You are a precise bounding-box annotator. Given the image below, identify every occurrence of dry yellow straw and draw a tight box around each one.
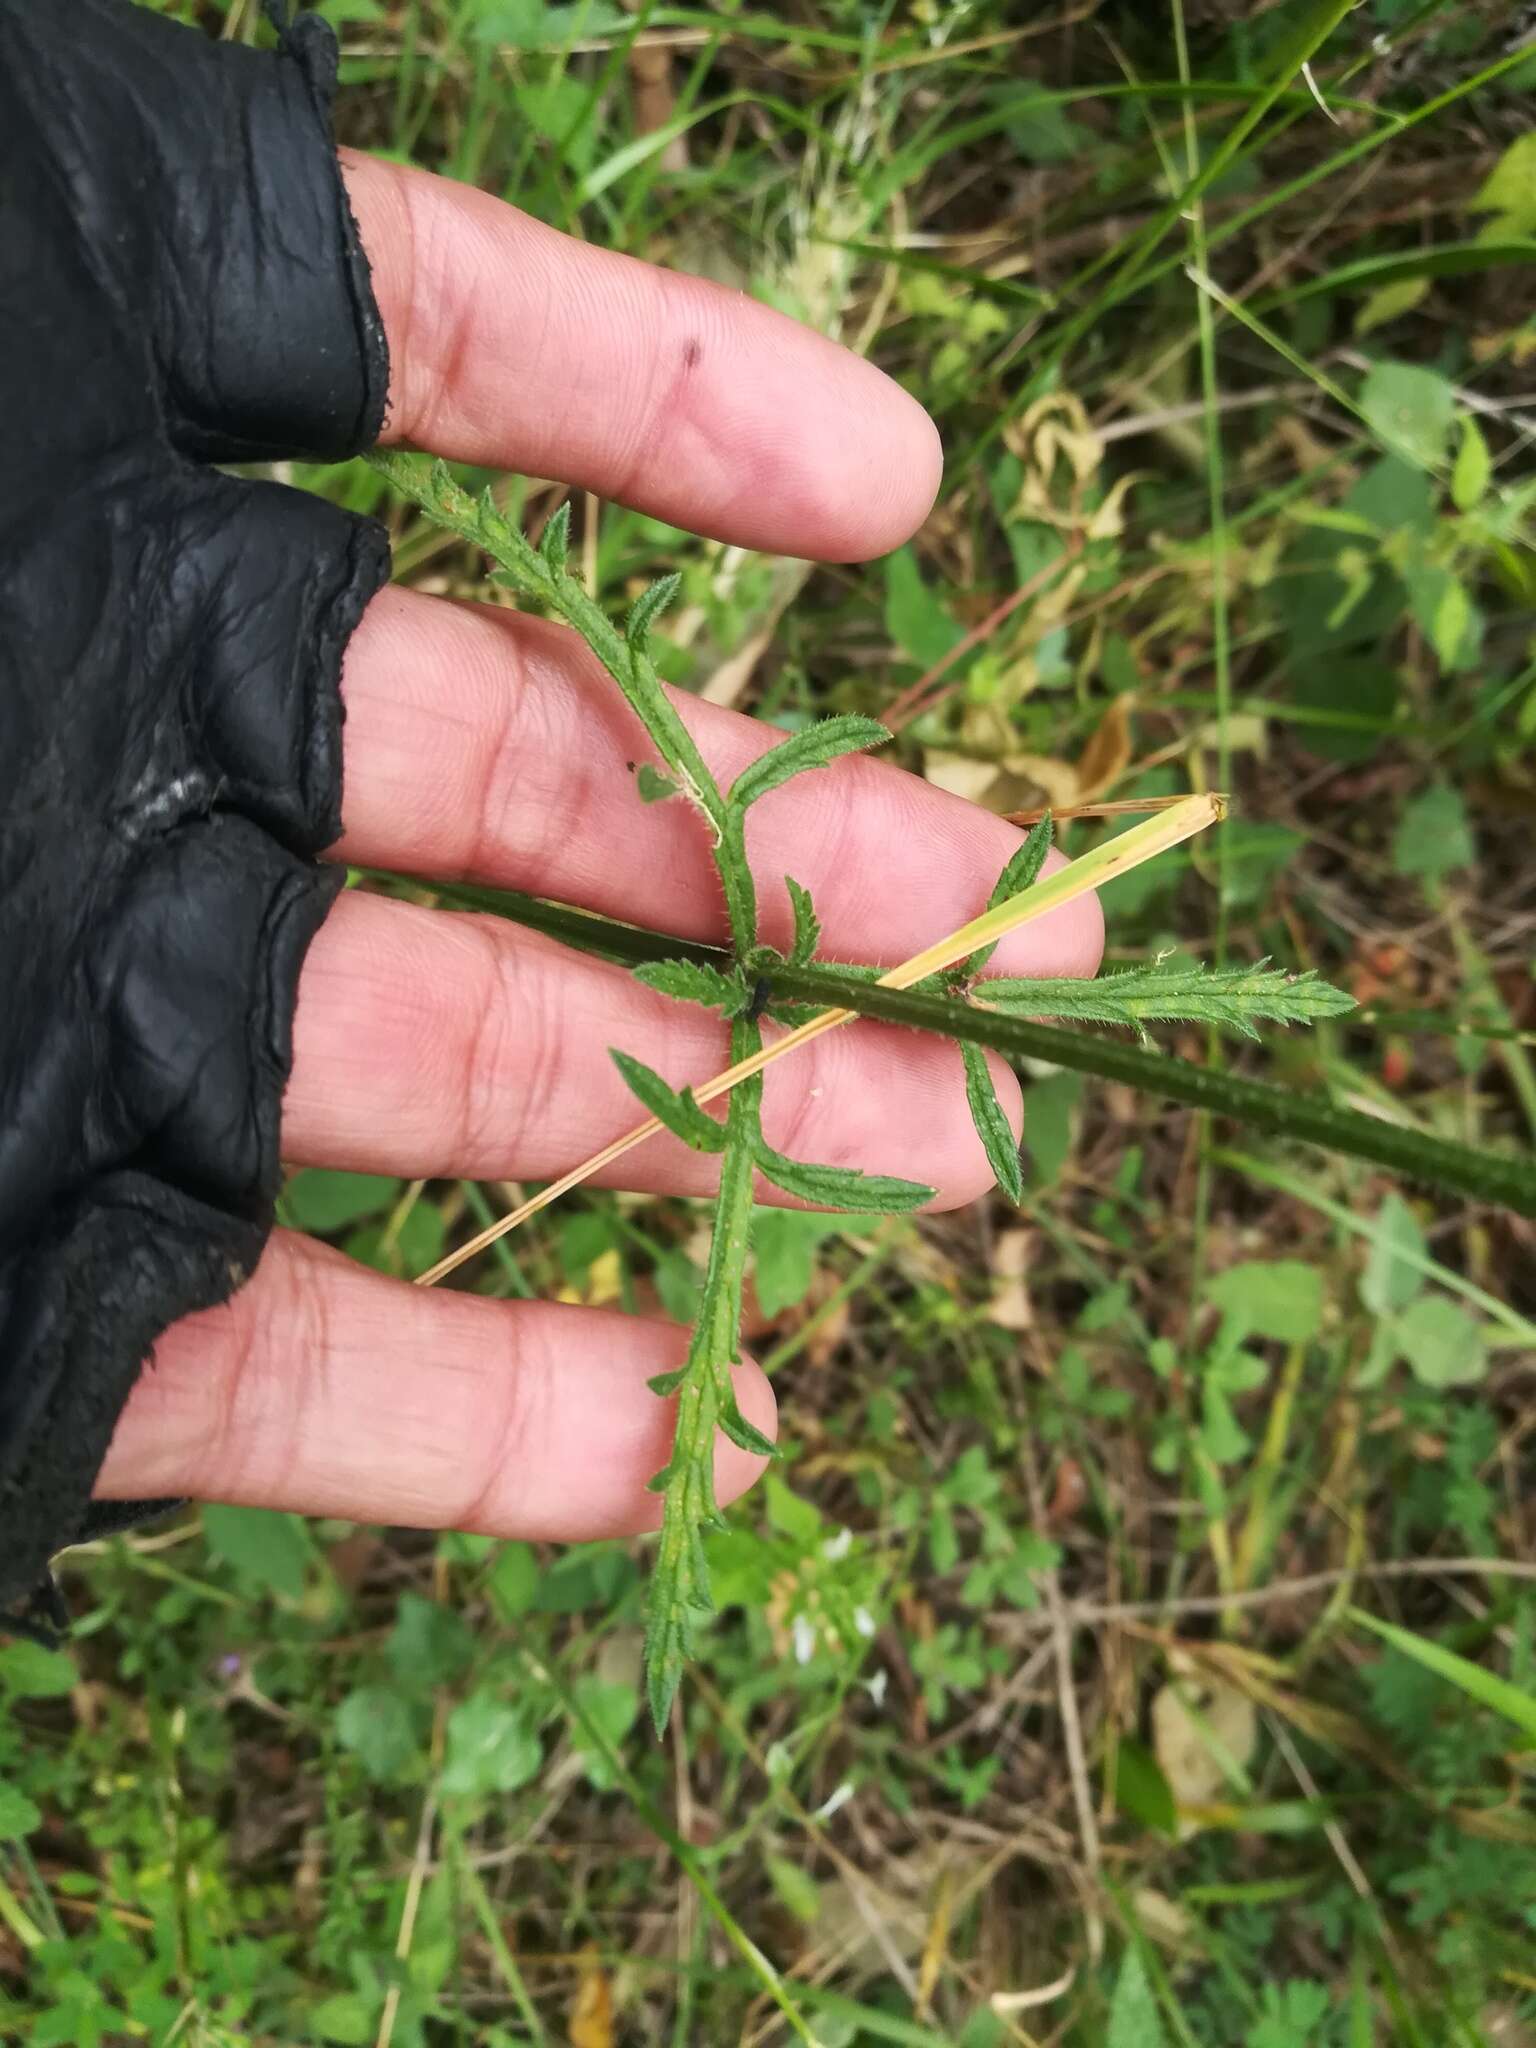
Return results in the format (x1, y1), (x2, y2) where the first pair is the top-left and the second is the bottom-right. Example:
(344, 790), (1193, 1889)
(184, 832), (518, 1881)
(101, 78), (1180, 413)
(417, 791), (1227, 1287)
(1004, 794), (1208, 825)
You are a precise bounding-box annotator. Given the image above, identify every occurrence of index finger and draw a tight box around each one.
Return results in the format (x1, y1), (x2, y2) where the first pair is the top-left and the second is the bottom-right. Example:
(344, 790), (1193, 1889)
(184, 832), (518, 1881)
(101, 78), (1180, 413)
(340, 152), (943, 562)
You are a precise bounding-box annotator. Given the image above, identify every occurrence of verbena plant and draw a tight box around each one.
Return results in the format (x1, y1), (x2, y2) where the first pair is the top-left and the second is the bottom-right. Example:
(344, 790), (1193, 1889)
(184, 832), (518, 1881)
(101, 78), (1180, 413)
(366, 450), (1526, 1731)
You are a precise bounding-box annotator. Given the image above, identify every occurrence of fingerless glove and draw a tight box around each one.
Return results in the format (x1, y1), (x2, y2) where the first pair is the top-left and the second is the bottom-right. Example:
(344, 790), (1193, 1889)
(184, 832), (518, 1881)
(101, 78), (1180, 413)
(0, 0), (391, 1628)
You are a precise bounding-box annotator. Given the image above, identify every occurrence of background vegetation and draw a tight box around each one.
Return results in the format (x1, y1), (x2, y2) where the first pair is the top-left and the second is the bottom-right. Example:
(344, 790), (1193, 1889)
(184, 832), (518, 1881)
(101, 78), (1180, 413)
(4, 1), (1534, 2041)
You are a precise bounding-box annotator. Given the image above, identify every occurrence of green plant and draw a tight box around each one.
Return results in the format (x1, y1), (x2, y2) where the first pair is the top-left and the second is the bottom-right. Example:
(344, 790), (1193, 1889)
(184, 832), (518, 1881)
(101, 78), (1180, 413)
(366, 450), (1363, 1731)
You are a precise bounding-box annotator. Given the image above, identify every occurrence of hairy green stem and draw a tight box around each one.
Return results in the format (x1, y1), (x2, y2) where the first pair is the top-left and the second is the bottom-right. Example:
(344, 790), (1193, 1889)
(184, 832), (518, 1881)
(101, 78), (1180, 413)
(421, 881), (1536, 1218)
(368, 451), (778, 1734)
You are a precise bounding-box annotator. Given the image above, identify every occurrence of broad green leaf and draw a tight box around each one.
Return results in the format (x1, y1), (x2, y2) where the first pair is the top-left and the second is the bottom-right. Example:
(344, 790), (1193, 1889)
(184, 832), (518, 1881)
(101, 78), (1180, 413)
(754, 1142), (931, 1214)
(765, 1852), (822, 1925)
(1201, 1382), (1250, 1465)
(1023, 1070), (1081, 1185)
(1361, 1195), (1426, 1317)
(1219, 823), (1306, 910)
(611, 1049), (726, 1152)
(472, 1), (630, 51)
(1351, 1609), (1536, 1742)
(765, 1472), (823, 1542)
(336, 1685), (419, 1782)
(786, 876), (821, 966)
(571, 1676), (640, 1788)
(962, 1040), (1023, 1205)
(0, 1782), (42, 1838)
(1469, 132), (1536, 237)
(1394, 1295), (1487, 1388)
(1353, 275), (1428, 336)
(387, 1595), (473, 1691)
(1003, 91), (1091, 165)
(1291, 654), (1398, 764)
(1107, 1945), (1168, 2048)
(1110, 1738), (1178, 1839)
(1392, 782), (1474, 883)
(346, 1198), (446, 1279)
(1404, 563), (1480, 673)
(1451, 416), (1492, 510)
(487, 1543), (540, 1619)
(634, 958), (741, 1013)
(442, 1693), (542, 1798)
(0, 1641), (78, 1697)
(883, 545), (964, 669)
(1206, 1260), (1322, 1344)
(281, 1169), (399, 1233)
(202, 1505), (311, 1601)
(729, 716), (889, 810)
(1359, 360), (1455, 472)
(753, 1210), (868, 1319)
(312, 1993), (376, 2046)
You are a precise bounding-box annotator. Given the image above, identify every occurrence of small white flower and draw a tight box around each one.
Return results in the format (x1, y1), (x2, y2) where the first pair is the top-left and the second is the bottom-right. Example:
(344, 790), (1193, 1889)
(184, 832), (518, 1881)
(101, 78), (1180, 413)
(814, 1781), (854, 1821)
(853, 1606), (876, 1639)
(793, 1614), (817, 1665)
(822, 1527), (853, 1562)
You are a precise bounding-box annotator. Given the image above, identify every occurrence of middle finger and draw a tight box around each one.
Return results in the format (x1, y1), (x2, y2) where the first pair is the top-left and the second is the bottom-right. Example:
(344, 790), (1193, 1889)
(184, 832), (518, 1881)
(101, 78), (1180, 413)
(285, 889), (1019, 1209)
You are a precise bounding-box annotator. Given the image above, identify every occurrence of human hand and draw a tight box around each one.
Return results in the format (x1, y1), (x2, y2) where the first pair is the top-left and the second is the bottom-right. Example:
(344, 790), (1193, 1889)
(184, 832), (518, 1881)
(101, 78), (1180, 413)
(94, 155), (1103, 1542)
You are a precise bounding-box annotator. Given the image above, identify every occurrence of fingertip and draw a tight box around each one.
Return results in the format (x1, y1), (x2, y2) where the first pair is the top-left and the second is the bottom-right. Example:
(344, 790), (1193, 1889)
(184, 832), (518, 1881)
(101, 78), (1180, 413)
(821, 374), (943, 562)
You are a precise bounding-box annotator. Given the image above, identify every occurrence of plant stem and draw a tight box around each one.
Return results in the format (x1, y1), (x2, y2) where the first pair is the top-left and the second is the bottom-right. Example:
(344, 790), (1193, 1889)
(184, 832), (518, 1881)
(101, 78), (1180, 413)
(422, 881), (1536, 1218)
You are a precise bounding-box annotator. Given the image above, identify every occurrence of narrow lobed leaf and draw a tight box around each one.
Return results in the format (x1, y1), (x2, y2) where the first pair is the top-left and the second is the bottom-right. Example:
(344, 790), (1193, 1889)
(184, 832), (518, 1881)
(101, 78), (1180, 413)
(967, 814), (1055, 974)
(719, 1401), (779, 1461)
(974, 960), (1358, 1036)
(785, 876), (822, 968)
(611, 1049), (727, 1153)
(961, 1039), (1024, 1205)
(728, 715), (890, 811)
(754, 1142), (932, 1214)
(539, 499), (571, 573)
(627, 572), (683, 649)
(634, 958), (744, 1014)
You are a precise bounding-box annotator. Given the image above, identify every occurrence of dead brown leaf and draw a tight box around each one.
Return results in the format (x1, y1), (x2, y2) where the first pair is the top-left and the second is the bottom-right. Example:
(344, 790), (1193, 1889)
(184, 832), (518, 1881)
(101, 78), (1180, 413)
(569, 1939), (615, 2048)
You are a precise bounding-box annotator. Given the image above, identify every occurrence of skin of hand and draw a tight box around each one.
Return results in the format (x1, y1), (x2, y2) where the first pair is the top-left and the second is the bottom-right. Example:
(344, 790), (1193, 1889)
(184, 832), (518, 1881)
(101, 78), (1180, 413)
(94, 153), (1104, 1541)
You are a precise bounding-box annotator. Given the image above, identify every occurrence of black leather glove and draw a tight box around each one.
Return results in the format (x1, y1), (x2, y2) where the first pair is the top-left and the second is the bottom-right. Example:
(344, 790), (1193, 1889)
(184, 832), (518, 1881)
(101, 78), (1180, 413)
(0, 0), (391, 1629)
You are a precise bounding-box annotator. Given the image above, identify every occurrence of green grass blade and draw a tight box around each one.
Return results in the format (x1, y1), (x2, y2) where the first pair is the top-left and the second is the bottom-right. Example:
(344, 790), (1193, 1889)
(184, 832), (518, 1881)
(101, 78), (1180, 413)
(1349, 1609), (1536, 1744)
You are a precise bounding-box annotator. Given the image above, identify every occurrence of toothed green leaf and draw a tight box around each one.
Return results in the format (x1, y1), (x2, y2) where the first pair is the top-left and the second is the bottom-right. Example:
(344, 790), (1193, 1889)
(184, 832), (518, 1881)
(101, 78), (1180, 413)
(634, 958), (744, 1014)
(539, 499), (571, 573)
(974, 961), (1357, 1036)
(968, 815), (1055, 973)
(962, 1040), (1023, 1206)
(785, 876), (821, 967)
(729, 715), (889, 810)
(611, 1050), (726, 1152)
(627, 572), (683, 649)
(719, 1402), (779, 1460)
(754, 1143), (931, 1213)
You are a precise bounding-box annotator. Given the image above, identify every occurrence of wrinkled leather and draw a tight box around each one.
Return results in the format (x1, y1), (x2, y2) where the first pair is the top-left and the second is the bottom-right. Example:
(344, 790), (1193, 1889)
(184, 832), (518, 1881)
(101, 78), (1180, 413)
(0, 0), (391, 1626)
